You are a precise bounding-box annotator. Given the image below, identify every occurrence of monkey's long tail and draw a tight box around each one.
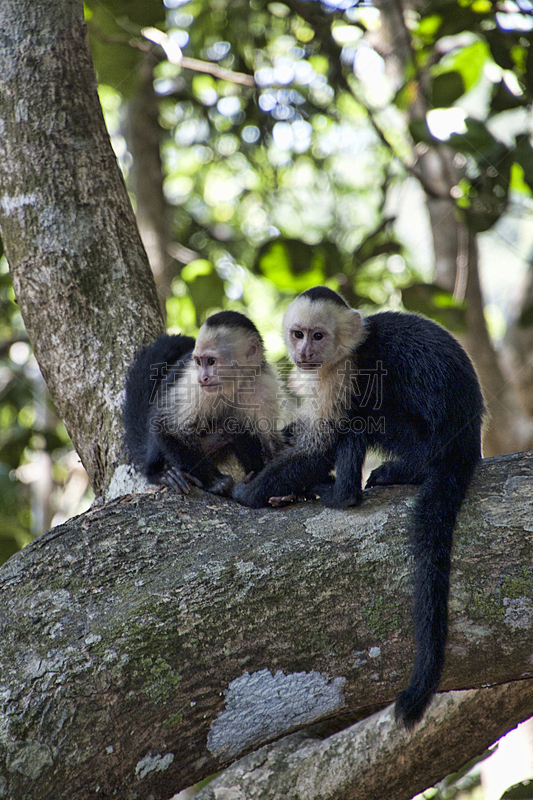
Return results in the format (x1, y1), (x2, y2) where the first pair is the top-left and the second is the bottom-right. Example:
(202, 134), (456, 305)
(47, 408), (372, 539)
(394, 463), (475, 729)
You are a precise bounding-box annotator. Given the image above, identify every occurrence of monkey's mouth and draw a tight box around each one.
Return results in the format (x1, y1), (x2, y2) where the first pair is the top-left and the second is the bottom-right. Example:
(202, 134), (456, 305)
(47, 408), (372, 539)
(200, 383), (222, 392)
(296, 361), (321, 370)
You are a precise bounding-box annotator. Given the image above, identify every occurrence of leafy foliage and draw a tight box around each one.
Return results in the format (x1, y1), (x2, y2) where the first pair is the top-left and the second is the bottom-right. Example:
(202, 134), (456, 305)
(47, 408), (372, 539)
(407, 0), (533, 231)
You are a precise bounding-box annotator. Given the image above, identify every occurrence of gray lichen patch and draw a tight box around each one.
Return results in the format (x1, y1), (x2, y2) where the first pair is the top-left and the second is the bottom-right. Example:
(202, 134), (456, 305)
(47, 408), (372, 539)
(503, 597), (533, 631)
(305, 507), (392, 544)
(207, 668), (346, 759)
(106, 464), (151, 500)
(135, 751), (174, 780)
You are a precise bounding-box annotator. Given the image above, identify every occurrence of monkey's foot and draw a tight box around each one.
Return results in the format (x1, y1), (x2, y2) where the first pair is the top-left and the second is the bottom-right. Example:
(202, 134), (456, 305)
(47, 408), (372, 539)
(366, 461), (420, 488)
(315, 484), (363, 508)
(160, 468), (203, 494)
(207, 475), (234, 497)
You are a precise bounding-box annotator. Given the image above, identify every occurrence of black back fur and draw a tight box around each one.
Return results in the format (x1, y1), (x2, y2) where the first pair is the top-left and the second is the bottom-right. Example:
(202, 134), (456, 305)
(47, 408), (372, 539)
(123, 334), (194, 468)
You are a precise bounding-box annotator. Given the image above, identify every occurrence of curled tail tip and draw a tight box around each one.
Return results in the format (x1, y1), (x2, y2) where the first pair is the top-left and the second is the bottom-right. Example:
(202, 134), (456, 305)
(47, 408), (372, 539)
(394, 686), (435, 730)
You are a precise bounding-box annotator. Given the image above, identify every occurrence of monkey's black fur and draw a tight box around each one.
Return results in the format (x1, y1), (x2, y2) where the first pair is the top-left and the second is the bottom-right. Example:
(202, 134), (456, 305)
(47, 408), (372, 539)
(123, 334), (195, 471)
(233, 309), (484, 728)
(300, 286), (349, 307)
(203, 310), (260, 334)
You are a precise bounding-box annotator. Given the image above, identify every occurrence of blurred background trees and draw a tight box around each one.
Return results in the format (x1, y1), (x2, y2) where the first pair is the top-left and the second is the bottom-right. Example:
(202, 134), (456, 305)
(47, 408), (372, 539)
(2, 0), (533, 563)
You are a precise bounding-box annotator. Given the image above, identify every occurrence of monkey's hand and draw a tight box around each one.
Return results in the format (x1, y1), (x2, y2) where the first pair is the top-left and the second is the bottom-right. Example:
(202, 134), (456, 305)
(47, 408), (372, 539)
(206, 475), (234, 497)
(268, 493), (307, 507)
(160, 468), (203, 494)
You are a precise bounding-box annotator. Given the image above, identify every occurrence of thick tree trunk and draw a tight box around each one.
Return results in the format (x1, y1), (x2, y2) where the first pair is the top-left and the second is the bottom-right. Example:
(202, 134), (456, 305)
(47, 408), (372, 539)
(0, 0), (164, 496)
(0, 451), (532, 800)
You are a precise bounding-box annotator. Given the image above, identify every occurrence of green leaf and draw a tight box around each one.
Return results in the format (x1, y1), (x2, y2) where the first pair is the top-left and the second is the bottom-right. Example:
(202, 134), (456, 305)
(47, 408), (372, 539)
(485, 29), (517, 71)
(255, 239), (327, 291)
(444, 40), (489, 93)
(181, 259), (213, 281)
(416, 14), (443, 41)
(510, 162), (532, 196)
(490, 79), (528, 113)
(448, 118), (506, 162)
(86, 0), (166, 97)
(513, 134), (533, 191)
(409, 116), (435, 145)
(180, 262), (226, 324)
(430, 71), (465, 107)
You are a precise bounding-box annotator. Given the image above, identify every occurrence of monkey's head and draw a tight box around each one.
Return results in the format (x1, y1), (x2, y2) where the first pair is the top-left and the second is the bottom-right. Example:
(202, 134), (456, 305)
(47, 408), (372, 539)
(283, 287), (363, 372)
(193, 311), (264, 393)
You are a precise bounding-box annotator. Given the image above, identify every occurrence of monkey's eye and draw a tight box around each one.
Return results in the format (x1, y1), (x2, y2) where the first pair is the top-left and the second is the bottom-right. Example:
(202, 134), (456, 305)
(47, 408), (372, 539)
(293, 331), (304, 339)
(313, 332), (324, 341)
(194, 357), (201, 366)
(207, 357), (216, 366)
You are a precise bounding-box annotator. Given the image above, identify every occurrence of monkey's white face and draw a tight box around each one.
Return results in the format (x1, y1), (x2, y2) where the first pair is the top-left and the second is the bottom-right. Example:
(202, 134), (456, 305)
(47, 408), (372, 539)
(283, 297), (363, 371)
(287, 324), (331, 369)
(193, 325), (263, 393)
(193, 350), (224, 392)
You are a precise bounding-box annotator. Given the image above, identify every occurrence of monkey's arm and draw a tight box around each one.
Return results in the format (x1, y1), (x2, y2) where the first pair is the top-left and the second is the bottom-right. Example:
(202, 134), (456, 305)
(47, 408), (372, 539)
(314, 432), (366, 509)
(146, 429), (233, 496)
(230, 432), (268, 476)
(232, 446), (335, 509)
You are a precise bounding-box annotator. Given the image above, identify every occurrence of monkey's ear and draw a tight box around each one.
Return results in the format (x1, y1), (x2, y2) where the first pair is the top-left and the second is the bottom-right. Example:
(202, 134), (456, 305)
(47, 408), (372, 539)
(346, 309), (363, 342)
(245, 337), (263, 362)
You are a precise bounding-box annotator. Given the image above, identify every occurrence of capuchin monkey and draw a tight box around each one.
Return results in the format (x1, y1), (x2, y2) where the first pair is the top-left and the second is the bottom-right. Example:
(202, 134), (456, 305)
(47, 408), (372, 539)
(233, 286), (485, 729)
(123, 311), (284, 496)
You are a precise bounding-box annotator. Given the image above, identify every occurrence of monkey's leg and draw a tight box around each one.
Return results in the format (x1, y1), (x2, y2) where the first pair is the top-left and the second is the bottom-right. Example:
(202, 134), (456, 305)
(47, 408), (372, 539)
(317, 432), (366, 509)
(231, 432), (266, 476)
(366, 460), (423, 488)
(232, 447), (335, 508)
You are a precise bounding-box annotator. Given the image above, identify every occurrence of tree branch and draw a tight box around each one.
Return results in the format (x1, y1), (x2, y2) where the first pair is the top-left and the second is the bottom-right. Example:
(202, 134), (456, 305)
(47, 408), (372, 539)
(196, 680), (533, 800)
(0, 451), (532, 800)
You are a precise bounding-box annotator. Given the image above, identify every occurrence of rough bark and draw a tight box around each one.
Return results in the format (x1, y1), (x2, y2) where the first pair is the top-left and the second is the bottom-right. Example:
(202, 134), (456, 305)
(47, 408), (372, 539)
(0, 0), (164, 495)
(0, 451), (532, 800)
(196, 680), (533, 800)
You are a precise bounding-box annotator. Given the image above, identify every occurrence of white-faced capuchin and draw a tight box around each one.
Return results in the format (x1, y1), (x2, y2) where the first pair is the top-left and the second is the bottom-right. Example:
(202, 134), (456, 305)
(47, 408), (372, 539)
(123, 311), (284, 497)
(232, 286), (485, 729)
